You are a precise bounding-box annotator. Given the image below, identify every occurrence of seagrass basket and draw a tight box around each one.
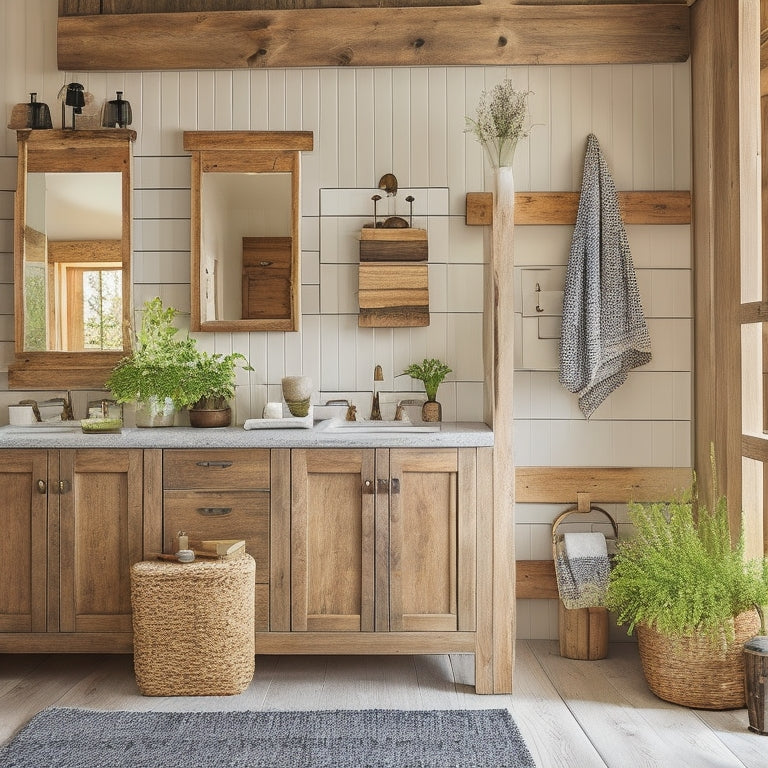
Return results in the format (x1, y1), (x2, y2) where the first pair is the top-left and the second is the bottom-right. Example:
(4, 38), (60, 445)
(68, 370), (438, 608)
(131, 554), (255, 696)
(636, 609), (760, 710)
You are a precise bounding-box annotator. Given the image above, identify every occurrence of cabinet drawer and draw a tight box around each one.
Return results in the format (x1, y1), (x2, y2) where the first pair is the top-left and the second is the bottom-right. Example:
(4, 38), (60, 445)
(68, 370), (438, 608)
(163, 490), (269, 583)
(163, 449), (269, 490)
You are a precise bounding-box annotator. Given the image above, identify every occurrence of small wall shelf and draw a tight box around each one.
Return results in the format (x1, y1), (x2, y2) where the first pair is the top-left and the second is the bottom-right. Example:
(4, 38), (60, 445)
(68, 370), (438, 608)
(465, 190), (691, 226)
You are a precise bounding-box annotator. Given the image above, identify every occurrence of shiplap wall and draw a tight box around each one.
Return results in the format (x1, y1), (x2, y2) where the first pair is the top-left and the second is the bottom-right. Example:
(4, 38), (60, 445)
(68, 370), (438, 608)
(0, 0), (692, 639)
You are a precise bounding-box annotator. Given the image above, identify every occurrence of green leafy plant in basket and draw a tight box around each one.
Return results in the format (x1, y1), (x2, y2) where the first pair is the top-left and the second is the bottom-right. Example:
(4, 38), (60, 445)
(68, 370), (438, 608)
(401, 358), (452, 402)
(106, 297), (199, 410)
(606, 471), (768, 645)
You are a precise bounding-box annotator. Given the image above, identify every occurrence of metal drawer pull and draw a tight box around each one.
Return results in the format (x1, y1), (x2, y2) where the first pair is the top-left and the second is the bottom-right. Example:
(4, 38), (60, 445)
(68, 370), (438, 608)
(37, 479), (47, 494)
(391, 478), (400, 495)
(377, 478), (389, 494)
(196, 507), (233, 516)
(195, 460), (233, 468)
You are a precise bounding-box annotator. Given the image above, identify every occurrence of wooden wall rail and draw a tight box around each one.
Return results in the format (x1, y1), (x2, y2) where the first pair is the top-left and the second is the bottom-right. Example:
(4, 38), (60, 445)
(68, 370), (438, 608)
(466, 190), (692, 227)
(515, 466), (691, 599)
(57, 5), (690, 71)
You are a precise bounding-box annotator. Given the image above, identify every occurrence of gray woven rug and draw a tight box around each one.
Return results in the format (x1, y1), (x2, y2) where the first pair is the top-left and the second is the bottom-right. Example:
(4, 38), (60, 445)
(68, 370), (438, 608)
(0, 707), (536, 768)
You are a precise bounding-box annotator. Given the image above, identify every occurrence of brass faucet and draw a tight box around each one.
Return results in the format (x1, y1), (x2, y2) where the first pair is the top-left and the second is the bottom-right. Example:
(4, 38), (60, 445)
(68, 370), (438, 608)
(370, 365), (384, 420)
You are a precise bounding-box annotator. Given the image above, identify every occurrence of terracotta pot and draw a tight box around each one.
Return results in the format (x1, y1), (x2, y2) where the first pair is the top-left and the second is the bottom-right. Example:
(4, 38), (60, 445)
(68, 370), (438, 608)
(188, 407), (232, 428)
(422, 400), (442, 422)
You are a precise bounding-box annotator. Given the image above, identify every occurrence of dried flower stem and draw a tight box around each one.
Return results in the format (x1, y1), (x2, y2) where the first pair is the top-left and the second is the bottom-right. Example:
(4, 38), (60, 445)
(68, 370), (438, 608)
(466, 80), (532, 168)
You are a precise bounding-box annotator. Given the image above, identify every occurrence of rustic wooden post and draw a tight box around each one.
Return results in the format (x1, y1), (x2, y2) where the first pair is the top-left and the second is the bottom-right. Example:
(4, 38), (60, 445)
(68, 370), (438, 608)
(491, 165), (516, 691)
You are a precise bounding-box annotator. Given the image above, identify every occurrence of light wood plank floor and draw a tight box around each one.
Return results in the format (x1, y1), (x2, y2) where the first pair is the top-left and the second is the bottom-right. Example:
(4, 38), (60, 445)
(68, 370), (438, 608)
(0, 641), (764, 767)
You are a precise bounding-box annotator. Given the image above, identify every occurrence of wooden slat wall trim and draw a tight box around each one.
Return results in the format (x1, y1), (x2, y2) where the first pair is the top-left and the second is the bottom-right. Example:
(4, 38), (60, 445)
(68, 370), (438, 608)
(516, 466), (692, 504)
(465, 191), (692, 226)
(57, 5), (690, 71)
(515, 465), (691, 599)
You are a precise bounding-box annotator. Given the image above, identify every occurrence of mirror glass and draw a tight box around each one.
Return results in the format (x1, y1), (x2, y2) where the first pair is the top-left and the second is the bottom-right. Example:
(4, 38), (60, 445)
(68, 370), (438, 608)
(10, 128), (134, 390)
(185, 130), (313, 333)
(24, 172), (123, 352)
(201, 172), (291, 323)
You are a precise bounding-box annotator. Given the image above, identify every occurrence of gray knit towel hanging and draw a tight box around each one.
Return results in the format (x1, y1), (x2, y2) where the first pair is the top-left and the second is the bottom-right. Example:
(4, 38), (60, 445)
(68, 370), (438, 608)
(559, 133), (652, 419)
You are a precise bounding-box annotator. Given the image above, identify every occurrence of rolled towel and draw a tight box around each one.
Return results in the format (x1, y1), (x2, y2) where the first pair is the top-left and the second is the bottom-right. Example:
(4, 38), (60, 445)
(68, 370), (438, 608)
(564, 532), (607, 560)
(554, 532), (611, 609)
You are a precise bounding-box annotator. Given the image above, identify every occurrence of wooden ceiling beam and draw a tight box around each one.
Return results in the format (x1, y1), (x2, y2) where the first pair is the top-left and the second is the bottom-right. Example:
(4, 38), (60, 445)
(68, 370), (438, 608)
(57, 4), (689, 71)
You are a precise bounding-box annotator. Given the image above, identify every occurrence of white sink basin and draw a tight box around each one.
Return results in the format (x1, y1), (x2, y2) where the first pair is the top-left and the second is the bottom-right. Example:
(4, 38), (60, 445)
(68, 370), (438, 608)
(316, 418), (440, 434)
(6, 421), (83, 434)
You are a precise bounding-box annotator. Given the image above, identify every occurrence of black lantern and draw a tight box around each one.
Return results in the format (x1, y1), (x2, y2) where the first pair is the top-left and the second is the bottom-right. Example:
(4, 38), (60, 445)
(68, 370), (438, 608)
(62, 82), (85, 129)
(102, 91), (132, 129)
(27, 93), (52, 129)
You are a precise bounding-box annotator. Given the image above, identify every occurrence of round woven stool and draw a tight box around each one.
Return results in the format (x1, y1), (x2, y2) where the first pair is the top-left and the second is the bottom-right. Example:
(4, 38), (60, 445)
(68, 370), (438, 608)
(130, 554), (255, 696)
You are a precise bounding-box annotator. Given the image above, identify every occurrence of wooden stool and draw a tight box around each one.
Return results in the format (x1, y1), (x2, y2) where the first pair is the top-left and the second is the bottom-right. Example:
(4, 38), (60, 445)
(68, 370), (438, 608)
(558, 602), (609, 660)
(130, 554), (255, 696)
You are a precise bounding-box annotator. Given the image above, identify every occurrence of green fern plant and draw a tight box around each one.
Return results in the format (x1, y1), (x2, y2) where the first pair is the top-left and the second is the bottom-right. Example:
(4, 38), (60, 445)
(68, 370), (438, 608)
(606, 466), (768, 644)
(401, 358), (452, 401)
(105, 298), (199, 409)
(181, 350), (253, 410)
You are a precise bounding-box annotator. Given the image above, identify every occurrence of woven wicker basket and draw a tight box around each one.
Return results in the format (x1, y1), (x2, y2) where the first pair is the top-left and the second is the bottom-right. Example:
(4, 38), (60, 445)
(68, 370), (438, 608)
(131, 554), (255, 697)
(636, 610), (760, 710)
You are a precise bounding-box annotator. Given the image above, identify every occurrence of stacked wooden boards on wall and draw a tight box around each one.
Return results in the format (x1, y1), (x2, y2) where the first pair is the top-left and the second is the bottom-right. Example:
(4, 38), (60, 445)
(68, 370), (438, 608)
(358, 228), (429, 327)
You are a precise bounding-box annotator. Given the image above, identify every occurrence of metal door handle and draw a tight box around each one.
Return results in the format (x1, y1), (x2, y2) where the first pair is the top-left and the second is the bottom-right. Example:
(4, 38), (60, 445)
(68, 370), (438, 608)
(196, 507), (233, 516)
(195, 461), (233, 468)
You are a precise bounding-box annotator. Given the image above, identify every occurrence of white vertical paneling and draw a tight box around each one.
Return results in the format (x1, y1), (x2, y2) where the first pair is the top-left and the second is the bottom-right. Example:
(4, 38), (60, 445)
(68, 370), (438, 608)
(427, 68), (448, 187)
(527, 68), (551, 191)
(285, 69), (303, 129)
(355, 69), (375, 187)
(267, 69), (286, 130)
(373, 69), (393, 177)
(213, 71), (233, 130)
(392, 68), (412, 186)
(179, 72), (198, 130)
(631, 64), (654, 189)
(267, 331), (286, 383)
(673, 62), (692, 190)
(549, 67), (573, 190)
(591, 66), (613, 153)
(160, 72), (181, 156)
(652, 64), (675, 190)
(570, 66), (592, 183)
(196, 71), (216, 132)
(464, 67), (487, 194)
(319, 69), (339, 188)
(337, 69), (357, 186)
(609, 65), (634, 190)
(249, 70), (269, 130)
(232, 70), (251, 129)
(410, 68), (430, 184)
(445, 68), (466, 214)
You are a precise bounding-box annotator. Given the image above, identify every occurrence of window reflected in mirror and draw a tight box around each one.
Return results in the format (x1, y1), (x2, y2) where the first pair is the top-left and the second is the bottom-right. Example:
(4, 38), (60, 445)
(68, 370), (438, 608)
(24, 171), (123, 352)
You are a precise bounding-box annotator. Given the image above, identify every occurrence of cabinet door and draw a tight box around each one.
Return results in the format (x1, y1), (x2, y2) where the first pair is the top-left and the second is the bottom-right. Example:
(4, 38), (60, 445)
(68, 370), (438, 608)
(58, 449), (144, 633)
(0, 450), (48, 633)
(388, 448), (476, 632)
(291, 449), (375, 631)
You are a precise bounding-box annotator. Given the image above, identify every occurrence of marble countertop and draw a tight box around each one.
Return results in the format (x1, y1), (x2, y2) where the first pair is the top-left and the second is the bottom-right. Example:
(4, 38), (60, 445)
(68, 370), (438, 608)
(0, 421), (493, 449)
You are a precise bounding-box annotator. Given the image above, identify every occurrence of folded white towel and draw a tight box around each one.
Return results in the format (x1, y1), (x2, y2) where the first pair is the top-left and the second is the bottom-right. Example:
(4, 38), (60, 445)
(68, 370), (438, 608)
(554, 531), (611, 609)
(563, 532), (608, 560)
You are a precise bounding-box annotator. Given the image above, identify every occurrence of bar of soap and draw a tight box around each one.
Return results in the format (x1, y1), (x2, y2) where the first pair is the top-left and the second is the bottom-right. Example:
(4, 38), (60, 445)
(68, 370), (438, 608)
(263, 402), (283, 419)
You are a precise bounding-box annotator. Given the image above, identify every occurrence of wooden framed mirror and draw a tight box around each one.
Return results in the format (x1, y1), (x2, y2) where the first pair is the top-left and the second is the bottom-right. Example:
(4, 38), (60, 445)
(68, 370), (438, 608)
(183, 131), (313, 332)
(9, 128), (135, 389)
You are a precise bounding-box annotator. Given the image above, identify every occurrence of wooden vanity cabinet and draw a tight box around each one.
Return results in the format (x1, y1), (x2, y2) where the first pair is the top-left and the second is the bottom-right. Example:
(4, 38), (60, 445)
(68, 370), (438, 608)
(162, 449), (271, 631)
(0, 448), (145, 651)
(289, 448), (476, 634)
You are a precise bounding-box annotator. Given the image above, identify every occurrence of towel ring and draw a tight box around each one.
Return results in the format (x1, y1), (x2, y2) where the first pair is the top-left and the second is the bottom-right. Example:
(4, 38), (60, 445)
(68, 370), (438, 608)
(551, 504), (619, 556)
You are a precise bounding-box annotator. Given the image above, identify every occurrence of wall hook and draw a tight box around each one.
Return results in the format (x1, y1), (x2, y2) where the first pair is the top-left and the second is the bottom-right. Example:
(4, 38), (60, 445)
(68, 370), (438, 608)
(535, 282), (545, 313)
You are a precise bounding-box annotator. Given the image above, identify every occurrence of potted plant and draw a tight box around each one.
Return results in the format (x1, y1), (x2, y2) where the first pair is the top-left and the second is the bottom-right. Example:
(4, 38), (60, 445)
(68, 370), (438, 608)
(605, 460), (768, 709)
(402, 358), (452, 422)
(106, 298), (199, 427)
(181, 350), (253, 428)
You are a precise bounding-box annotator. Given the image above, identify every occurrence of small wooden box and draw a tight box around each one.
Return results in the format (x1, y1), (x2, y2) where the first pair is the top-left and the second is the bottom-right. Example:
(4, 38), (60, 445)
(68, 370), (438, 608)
(558, 601), (609, 660)
(358, 228), (429, 327)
